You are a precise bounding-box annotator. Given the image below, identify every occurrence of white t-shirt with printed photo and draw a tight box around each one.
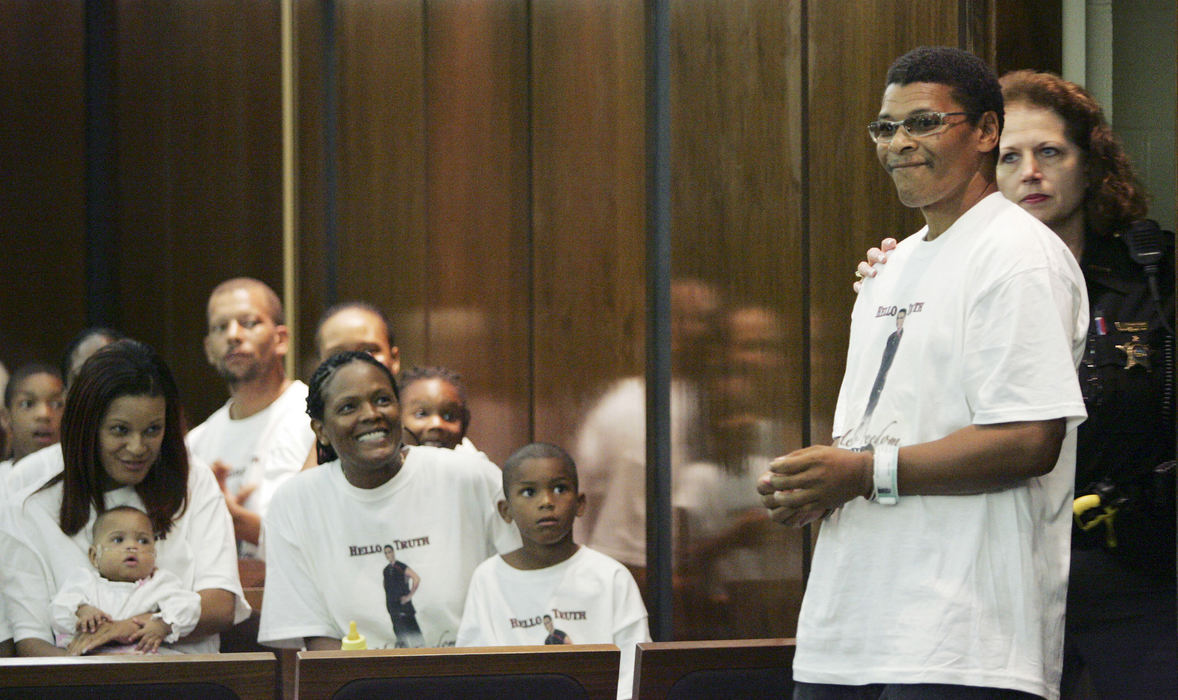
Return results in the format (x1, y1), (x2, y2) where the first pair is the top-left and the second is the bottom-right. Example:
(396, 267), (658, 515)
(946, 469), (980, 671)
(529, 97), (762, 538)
(186, 380), (315, 559)
(456, 546), (650, 700)
(795, 193), (1088, 700)
(258, 445), (520, 649)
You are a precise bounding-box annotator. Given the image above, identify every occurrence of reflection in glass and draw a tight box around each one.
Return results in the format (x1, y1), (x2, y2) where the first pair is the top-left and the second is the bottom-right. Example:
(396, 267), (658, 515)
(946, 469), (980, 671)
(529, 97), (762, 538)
(572, 279), (807, 640)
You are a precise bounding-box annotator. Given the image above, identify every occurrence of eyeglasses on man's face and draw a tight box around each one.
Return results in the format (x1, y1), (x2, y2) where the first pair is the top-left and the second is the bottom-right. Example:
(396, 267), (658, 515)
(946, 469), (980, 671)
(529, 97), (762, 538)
(867, 111), (974, 143)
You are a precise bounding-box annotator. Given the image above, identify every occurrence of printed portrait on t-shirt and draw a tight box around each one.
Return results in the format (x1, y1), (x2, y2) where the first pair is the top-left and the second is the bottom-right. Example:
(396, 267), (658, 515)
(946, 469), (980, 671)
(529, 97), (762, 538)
(845, 302), (924, 449)
(542, 614), (572, 645)
(382, 544), (425, 647)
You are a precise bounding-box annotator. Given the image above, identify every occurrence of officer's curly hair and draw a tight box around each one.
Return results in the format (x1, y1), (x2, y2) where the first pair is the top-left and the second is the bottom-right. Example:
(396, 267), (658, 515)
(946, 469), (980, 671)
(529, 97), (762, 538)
(1000, 70), (1148, 237)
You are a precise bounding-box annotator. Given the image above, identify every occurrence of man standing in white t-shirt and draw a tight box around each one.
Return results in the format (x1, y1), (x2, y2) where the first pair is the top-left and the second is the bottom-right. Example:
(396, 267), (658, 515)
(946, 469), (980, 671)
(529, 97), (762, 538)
(187, 278), (315, 559)
(758, 47), (1087, 700)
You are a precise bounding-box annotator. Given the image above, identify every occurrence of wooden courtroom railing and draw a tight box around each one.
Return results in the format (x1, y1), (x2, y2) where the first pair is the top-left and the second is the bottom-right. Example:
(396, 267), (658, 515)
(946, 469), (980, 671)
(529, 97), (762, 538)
(295, 644), (620, 700)
(0, 651), (277, 700)
(632, 638), (796, 699)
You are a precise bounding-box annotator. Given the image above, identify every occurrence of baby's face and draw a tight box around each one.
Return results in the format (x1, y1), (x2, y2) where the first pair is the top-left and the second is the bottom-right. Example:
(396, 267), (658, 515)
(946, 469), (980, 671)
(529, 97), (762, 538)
(90, 510), (157, 582)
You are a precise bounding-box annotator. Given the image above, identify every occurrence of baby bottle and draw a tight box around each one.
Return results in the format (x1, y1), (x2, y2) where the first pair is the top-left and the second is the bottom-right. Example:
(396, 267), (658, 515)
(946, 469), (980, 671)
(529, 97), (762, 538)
(340, 620), (367, 650)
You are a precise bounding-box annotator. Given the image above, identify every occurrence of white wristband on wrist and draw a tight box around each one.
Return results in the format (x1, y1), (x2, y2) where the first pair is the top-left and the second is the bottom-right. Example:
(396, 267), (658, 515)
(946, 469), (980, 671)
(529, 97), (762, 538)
(872, 444), (899, 505)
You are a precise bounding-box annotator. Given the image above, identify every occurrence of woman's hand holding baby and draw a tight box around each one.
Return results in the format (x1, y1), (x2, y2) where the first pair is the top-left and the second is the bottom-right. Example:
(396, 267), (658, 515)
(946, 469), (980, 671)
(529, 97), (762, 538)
(66, 617), (144, 655)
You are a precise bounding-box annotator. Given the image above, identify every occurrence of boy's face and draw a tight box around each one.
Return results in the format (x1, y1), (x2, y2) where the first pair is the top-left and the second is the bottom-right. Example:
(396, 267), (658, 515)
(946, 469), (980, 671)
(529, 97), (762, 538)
(89, 510), (157, 583)
(6, 372), (65, 461)
(499, 457), (585, 546)
(400, 378), (466, 450)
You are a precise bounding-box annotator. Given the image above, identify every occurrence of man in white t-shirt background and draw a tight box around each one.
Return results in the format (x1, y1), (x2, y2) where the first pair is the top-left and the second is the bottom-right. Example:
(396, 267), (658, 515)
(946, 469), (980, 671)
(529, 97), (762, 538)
(758, 47), (1087, 700)
(187, 278), (315, 559)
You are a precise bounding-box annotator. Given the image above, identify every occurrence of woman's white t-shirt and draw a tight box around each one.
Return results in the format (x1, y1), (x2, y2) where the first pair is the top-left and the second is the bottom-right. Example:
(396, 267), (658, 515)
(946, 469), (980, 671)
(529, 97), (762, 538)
(258, 446), (519, 649)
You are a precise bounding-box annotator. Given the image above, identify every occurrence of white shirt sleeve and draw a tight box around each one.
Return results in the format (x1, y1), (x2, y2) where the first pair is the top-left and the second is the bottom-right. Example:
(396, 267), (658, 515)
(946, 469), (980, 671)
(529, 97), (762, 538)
(183, 463), (251, 624)
(146, 569), (203, 643)
(257, 484), (339, 647)
(0, 589), (11, 644)
(963, 262), (1087, 426)
(49, 567), (100, 645)
(249, 402), (316, 518)
(0, 507), (57, 645)
(611, 565), (651, 700)
(455, 560), (496, 647)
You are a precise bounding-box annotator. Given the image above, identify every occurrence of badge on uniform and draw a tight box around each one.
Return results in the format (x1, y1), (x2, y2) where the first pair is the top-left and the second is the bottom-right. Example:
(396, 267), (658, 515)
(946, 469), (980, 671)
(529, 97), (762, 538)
(1115, 334), (1151, 370)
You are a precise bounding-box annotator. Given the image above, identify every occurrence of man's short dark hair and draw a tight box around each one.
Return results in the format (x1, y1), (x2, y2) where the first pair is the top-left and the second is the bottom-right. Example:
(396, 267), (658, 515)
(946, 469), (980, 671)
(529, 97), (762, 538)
(4, 362), (61, 408)
(885, 46), (1003, 138)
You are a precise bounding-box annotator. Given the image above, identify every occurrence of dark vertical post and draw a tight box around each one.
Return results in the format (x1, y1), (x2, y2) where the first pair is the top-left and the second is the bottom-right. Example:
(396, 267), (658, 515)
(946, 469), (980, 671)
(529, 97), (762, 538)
(524, 0), (536, 441)
(644, 0), (673, 642)
(799, 0), (814, 581)
(322, 0), (339, 306)
(84, 0), (119, 328)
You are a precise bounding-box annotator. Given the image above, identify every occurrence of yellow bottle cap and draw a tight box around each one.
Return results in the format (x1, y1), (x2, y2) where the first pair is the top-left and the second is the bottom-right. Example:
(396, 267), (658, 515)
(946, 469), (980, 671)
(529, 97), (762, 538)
(340, 620), (367, 650)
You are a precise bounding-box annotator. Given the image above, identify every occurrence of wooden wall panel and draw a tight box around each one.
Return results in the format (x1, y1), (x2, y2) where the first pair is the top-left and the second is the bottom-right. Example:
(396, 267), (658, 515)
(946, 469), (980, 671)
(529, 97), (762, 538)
(116, 0), (283, 424)
(331, 0), (428, 375)
(529, 0), (646, 450)
(0, 0), (86, 368)
(992, 0), (1062, 75)
(669, 0), (806, 640)
(294, 0), (328, 379)
(1, 0), (1055, 642)
(424, 0), (530, 464)
(805, 0), (955, 446)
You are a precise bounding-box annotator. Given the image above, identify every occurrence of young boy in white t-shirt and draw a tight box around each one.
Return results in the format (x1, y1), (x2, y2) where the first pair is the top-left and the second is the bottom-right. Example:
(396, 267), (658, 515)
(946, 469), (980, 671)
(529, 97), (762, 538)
(456, 442), (649, 700)
(51, 506), (201, 654)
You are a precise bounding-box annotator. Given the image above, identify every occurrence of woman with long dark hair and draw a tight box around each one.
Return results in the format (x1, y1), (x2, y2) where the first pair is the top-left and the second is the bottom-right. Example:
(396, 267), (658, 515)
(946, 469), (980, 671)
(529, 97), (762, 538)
(0, 340), (248, 655)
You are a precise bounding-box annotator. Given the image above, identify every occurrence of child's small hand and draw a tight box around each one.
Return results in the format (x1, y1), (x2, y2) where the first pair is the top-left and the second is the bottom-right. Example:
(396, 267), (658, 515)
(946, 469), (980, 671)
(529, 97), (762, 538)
(75, 604), (111, 634)
(129, 618), (171, 654)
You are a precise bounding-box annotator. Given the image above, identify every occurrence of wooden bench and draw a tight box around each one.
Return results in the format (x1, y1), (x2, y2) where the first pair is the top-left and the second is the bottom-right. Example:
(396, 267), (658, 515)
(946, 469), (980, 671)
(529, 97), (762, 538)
(221, 586), (297, 700)
(0, 651), (277, 700)
(295, 644), (620, 700)
(632, 638), (795, 699)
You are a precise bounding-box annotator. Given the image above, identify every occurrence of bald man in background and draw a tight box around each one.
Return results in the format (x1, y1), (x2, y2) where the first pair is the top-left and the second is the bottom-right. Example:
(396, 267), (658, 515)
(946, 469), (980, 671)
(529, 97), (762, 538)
(315, 302), (400, 376)
(187, 278), (315, 559)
